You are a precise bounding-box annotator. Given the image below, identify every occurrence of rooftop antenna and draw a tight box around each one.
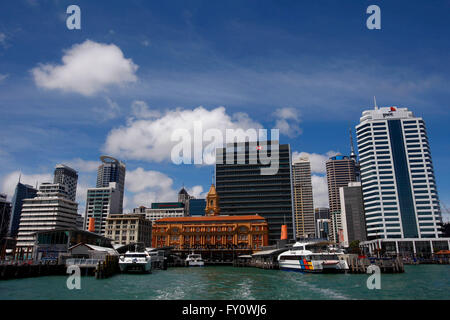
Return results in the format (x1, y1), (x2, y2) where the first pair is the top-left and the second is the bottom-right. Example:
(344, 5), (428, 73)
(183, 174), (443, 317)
(374, 96), (378, 110)
(18, 173), (21, 184)
(211, 169), (215, 185)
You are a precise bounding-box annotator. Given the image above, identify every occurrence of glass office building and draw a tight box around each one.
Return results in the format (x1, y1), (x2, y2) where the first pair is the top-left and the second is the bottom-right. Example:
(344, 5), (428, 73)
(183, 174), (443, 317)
(215, 141), (294, 244)
(356, 106), (443, 240)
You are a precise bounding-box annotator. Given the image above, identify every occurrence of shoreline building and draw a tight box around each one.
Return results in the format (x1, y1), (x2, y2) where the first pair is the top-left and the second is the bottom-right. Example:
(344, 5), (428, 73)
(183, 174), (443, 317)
(8, 182), (37, 238)
(314, 207), (330, 239)
(0, 194), (11, 243)
(96, 156), (126, 214)
(292, 158), (315, 239)
(356, 106), (443, 241)
(53, 164), (78, 202)
(326, 154), (357, 243)
(178, 188), (195, 215)
(189, 199), (206, 216)
(215, 141), (294, 244)
(339, 182), (367, 247)
(105, 213), (152, 247)
(152, 184), (269, 260)
(15, 182), (78, 257)
(84, 182), (121, 235)
(133, 202), (186, 223)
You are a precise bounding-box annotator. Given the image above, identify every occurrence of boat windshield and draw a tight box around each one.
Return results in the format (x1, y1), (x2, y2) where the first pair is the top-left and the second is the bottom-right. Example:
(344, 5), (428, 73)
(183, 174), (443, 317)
(311, 254), (339, 260)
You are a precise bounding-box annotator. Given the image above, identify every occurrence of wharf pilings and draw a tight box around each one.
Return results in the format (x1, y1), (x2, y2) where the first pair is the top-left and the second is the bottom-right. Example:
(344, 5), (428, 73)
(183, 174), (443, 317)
(0, 262), (66, 280)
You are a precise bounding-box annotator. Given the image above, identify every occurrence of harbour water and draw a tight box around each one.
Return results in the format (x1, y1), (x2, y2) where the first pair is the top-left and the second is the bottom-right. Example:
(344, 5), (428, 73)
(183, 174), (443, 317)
(0, 265), (448, 300)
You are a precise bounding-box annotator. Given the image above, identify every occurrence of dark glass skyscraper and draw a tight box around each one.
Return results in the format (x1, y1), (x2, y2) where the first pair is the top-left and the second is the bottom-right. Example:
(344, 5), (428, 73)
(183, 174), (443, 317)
(0, 194), (12, 242)
(215, 141), (294, 244)
(8, 182), (38, 237)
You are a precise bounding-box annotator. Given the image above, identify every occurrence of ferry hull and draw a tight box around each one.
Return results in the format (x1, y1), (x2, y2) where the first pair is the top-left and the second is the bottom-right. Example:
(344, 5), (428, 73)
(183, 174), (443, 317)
(119, 262), (152, 273)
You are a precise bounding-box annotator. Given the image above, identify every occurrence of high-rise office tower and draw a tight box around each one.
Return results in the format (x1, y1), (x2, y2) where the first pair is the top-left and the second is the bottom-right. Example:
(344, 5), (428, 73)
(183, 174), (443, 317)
(53, 164), (78, 202)
(339, 182), (367, 247)
(326, 154), (357, 243)
(356, 106), (443, 239)
(0, 193), (12, 242)
(178, 187), (194, 215)
(96, 156), (126, 214)
(8, 182), (38, 237)
(292, 158), (315, 238)
(16, 183), (78, 256)
(84, 182), (122, 235)
(215, 141), (294, 244)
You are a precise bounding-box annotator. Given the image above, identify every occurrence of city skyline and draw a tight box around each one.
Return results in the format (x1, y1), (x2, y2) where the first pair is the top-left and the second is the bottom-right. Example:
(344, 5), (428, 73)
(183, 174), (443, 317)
(0, 1), (449, 222)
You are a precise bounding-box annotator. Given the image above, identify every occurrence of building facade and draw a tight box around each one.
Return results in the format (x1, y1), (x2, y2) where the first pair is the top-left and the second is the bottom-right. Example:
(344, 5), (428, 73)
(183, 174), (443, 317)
(105, 213), (152, 247)
(326, 154), (357, 243)
(84, 182), (122, 235)
(189, 199), (206, 216)
(152, 184), (269, 253)
(0, 193), (11, 242)
(53, 164), (78, 202)
(16, 183), (78, 256)
(8, 182), (38, 237)
(339, 182), (367, 247)
(215, 141), (294, 244)
(96, 156), (126, 214)
(292, 158), (315, 239)
(133, 202), (186, 223)
(356, 106), (443, 239)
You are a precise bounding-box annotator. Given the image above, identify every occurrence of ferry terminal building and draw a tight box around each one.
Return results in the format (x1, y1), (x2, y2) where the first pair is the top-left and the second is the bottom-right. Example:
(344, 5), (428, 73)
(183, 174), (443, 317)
(152, 184), (269, 262)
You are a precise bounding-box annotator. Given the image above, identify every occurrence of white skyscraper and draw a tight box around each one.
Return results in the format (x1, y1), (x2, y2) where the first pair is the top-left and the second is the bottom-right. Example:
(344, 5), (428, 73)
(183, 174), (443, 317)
(356, 106), (443, 240)
(16, 183), (78, 256)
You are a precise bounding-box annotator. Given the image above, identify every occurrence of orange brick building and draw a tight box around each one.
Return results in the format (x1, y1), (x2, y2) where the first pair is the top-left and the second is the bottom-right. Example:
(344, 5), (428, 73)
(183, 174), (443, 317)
(151, 184), (269, 253)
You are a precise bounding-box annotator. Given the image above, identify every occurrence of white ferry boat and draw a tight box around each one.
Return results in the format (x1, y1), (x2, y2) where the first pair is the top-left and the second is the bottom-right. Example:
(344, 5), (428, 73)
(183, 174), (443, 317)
(119, 251), (152, 273)
(278, 241), (349, 273)
(185, 253), (205, 267)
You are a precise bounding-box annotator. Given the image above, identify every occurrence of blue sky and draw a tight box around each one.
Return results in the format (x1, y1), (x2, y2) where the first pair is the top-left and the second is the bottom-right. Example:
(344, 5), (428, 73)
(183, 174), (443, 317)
(0, 0), (449, 219)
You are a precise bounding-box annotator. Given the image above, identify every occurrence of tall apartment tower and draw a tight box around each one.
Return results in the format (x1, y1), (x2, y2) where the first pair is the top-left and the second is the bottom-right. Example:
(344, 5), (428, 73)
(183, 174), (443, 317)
(326, 154), (357, 243)
(16, 183), (78, 256)
(356, 106), (443, 239)
(8, 182), (38, 237)
(84, 182), (122, 235)
(96, 156), (126, 214)
(292, 158), (315, 239)
(53, 164), (78, 202)
(215, 141), (294, 244)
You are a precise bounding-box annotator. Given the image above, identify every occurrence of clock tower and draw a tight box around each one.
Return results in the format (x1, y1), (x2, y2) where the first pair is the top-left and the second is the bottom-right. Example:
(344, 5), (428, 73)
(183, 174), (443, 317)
(205, 184), (220, 216)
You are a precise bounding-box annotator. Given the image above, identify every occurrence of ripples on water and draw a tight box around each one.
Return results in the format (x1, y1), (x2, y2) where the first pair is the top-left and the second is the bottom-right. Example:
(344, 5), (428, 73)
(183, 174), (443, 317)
(0, 265), (449, 300)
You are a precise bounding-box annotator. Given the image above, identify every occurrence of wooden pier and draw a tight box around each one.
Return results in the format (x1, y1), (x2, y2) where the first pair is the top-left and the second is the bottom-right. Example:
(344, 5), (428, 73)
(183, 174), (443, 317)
(94, 255), (119, 279)
(346, 255), (404, 273)
(0, 262), (66, 280)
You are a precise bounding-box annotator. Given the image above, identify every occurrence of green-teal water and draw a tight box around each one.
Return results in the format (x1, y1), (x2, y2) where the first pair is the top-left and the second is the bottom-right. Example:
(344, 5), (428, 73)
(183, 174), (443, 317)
(0, 265), (449, 300)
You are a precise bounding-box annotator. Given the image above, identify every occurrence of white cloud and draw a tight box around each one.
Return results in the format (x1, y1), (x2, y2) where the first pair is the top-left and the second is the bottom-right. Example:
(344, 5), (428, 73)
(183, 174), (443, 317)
(273, 107), (302, 137)
(125, 167), (173, 193)
(0, 171), (52, 199)
(93, 97), (121, 121)
(103, 105), (262, 163)
(0, 74), (8, 83)
(311, 175), (329, 208)
(130, 100), (161, 119)
(124, 167), (204, 211)
(64, 158), (99, 172)
(31, 40), (138, 96)
(292, 150), (337, 174)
